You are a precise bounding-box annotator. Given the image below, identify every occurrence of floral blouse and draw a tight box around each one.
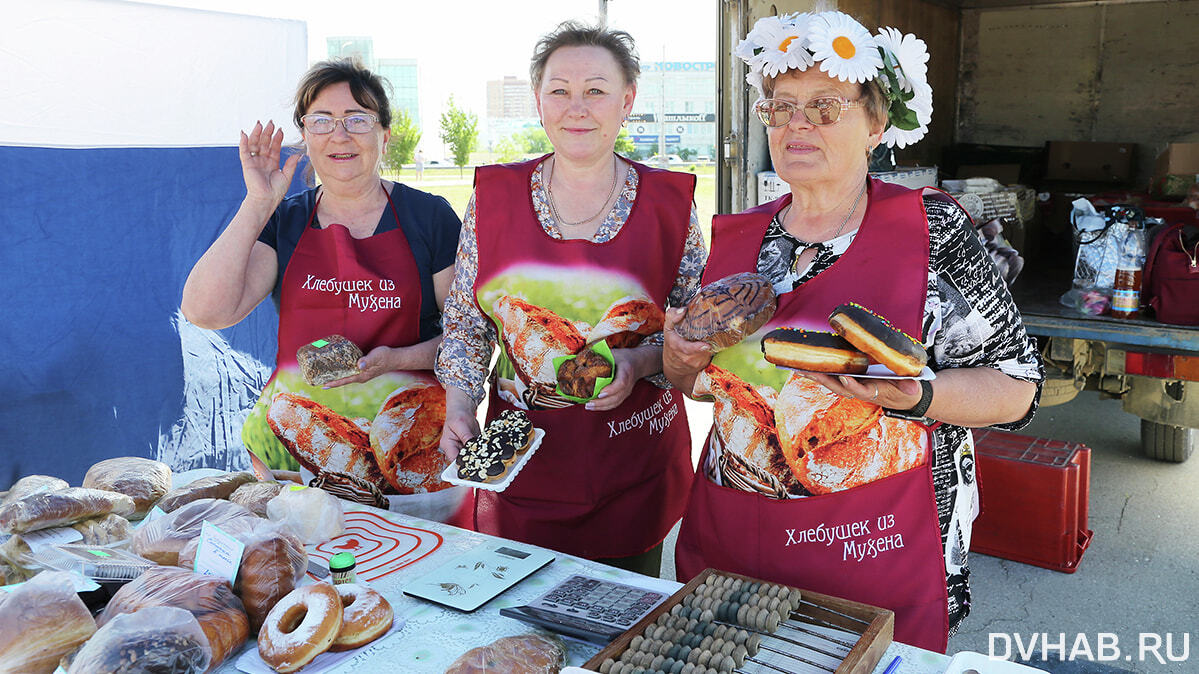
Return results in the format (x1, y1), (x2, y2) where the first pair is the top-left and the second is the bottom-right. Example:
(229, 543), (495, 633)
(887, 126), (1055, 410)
(436, 158), (708, 404)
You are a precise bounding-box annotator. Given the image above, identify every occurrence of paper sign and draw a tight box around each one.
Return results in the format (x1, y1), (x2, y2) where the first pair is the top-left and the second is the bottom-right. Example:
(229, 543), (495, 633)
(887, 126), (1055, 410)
(193, 521), (245, 584)
(20, 526), (83, 552)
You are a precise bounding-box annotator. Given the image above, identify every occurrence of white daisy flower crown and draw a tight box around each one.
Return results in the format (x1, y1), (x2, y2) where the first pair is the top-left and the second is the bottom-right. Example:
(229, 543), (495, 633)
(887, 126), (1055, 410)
(736, 11), (932, 148)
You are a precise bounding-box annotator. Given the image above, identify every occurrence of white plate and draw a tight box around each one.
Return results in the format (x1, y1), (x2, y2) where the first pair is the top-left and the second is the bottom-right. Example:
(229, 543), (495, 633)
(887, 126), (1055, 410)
(780, 364), (936, 381)
(440, 428), (546, 493)
(944, 651), (1049, 673)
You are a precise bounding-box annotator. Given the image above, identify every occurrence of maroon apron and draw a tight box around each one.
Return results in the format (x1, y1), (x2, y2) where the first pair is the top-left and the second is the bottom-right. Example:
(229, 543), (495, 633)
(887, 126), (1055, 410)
(242, 183), (464, 522)
(674, 179), (951, 652)
(470, 156), (694, 559)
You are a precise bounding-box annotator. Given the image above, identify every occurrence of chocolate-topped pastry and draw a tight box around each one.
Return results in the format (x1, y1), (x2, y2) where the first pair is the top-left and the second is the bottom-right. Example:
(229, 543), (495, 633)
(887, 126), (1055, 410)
(762, 328), (870, 374)
(454, 412), (536, 483)
(828, 303), (927, 377)
(556, 349), (613, 399)
(495, 410), (533, 452)
(296, 335), (362, 386)
(675, 272), (777, 350)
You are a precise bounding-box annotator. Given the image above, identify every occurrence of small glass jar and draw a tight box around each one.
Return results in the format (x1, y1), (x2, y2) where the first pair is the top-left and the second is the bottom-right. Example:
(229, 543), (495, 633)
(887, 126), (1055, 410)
(328, 552), (357, 585)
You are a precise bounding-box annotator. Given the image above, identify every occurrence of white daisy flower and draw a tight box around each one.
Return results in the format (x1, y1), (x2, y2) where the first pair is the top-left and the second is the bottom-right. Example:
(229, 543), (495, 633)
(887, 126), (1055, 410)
(906, 83), (934, 125)
(745, 70), (765, 97)
(881, 121), (928, 149)
(743, 13), (815, 78)
(807, 12), (882, 84)
(881, 86), (933, 148)
(874, 27), (930, 94)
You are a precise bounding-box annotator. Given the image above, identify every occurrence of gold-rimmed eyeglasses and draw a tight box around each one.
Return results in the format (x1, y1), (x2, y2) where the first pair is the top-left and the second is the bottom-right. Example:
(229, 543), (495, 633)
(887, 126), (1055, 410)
(301, 113), (379, 134)
(754, 97), (866, 127)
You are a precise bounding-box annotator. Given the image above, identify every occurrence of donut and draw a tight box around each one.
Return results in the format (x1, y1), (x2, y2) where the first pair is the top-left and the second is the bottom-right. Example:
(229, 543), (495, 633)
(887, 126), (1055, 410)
(828, 303), (927, 377)
(762, 328), (869, 374)
(330, 584), (393, 651)
(257, 583), (343, 673)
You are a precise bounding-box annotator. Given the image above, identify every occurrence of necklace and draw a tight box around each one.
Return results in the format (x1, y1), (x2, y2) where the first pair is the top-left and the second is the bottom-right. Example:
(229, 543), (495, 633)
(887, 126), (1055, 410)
(787, 179), (868, 274)
(546, 156), (620, 227)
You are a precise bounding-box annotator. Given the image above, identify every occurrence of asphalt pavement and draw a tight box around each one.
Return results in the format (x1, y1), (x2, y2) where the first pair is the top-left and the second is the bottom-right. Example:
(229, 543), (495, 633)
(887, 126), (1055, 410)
(661, 391), (1198, 673)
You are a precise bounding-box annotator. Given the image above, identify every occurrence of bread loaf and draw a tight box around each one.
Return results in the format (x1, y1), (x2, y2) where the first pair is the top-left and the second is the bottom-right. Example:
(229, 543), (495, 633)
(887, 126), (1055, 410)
(675, 272), (777, 350)
(70, 605), (212, 674)
(82, 457), (172, 518)
(0, 571), (97, 673)
(555, 349), (613, 399)
(100, 565), (248, 669)
(0, 487), (136, 534)
(156, 471), (257, 512)
(444, 633), (566, 674)
(296, 334), (362, 386)
(228, 481), (283, 517)
(1, 475), (68, 506)
(130, 498), (257, 566)
(0, 513), (132, 570)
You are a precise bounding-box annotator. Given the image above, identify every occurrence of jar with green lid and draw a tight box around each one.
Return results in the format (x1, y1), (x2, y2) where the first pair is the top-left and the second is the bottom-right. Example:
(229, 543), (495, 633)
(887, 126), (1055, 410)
(329, 552), (357, 585)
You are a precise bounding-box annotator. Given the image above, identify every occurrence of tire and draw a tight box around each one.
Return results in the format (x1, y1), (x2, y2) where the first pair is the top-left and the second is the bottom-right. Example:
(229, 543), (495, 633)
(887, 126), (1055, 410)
(1039, 373), (1080, 407)
(1140, 420), (1196, 463)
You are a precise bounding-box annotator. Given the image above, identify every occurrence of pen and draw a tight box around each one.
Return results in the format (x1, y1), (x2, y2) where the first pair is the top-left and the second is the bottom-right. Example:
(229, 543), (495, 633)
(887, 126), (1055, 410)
(882, 655), (902, 674)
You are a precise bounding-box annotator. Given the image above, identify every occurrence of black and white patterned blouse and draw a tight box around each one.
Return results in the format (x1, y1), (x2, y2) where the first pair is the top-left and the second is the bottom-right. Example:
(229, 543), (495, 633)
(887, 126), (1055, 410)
(751, 194), (1045, 636)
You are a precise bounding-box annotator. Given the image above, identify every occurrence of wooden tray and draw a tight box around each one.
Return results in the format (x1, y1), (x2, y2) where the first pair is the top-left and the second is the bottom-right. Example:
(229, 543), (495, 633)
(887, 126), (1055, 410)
(583, 568), (894, 674)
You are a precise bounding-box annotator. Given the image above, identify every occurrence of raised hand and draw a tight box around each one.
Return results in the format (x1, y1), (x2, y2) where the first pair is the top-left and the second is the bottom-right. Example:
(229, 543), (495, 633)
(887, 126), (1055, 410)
(239, 120), (301, 206)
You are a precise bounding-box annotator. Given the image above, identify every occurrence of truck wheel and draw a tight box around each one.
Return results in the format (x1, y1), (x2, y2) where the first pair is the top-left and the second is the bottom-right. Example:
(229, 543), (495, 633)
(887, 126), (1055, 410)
(1140, 420), (1196, 463)
(1039, 373), (1080, 407)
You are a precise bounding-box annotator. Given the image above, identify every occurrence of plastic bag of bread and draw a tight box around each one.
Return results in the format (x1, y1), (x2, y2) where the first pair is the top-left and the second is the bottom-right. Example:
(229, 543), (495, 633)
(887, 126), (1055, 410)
(1, 474), (69, 506)
(0, 487), (136, 534)
(66, 605), (212, 674)
(0, 570), (97, 673)
(674, 272), (777, 350)
(156, 471), (257, 513)
(0, 513), (132, 569)
(83, 457), (173, 519)
(177, 518), (307, 634)
(445, 633), (567, 674)
(130, 498), (257, 566)
(100, 565), (249, 669)
(228, 481), (283, 517)
(265, 485), (345, 545)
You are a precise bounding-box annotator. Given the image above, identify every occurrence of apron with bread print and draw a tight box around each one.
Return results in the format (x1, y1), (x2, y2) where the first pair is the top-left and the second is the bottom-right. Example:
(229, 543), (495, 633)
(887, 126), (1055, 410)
(469, 157), (694, 559)
(675, 179), (951, 652)
(241, 184), (464, 521)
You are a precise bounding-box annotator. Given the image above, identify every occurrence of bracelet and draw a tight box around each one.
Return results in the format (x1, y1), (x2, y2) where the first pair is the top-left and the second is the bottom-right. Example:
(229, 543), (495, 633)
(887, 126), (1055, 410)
(898, 379), (934, 417)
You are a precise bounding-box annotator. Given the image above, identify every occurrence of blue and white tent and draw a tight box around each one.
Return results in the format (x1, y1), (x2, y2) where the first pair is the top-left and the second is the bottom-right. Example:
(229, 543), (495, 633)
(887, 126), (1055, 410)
(0, 1), (308, 485)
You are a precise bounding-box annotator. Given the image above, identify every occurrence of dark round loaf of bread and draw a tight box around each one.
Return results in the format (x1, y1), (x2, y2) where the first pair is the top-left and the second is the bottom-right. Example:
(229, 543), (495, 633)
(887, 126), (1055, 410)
(556, 349), (614, 399)
(676, 273), (777, 350)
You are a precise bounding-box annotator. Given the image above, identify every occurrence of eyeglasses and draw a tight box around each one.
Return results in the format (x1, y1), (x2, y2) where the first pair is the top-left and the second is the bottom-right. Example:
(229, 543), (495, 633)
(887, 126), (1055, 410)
(754, 97), (866, 127)
(300, 113), (379, 134)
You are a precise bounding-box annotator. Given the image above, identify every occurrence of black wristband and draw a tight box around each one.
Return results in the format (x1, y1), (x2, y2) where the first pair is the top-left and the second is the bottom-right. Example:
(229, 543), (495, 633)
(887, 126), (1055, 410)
(898, 378), (934, 417)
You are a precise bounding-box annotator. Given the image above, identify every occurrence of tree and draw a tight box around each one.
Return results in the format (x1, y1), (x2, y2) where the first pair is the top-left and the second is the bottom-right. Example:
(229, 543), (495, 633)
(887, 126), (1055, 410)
(384, 109), (420, 173)
(678, 148), (696, 161)
(438, 96), (478, 176)
(495, 136), (522, 163)
(614, 128), (635, 157)
(517, 126), (552, 154)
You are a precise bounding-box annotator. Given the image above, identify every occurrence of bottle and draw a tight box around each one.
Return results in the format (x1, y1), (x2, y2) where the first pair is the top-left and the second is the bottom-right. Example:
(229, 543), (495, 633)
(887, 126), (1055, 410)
(1111, 220), (1146, 319)
(329, 551), (358, 585)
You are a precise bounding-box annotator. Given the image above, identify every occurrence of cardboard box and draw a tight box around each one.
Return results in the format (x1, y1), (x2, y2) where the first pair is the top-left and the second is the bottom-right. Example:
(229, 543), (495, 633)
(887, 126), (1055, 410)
(1044, 141), (1135, 183)
(1155, 142), (1199, 176)
(970, 430), (1094, 573)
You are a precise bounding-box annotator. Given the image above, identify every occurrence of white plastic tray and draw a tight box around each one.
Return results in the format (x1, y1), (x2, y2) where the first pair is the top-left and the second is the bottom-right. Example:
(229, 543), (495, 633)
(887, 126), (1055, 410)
(781, 364), (936, 381)
(439, 428), (546, 493)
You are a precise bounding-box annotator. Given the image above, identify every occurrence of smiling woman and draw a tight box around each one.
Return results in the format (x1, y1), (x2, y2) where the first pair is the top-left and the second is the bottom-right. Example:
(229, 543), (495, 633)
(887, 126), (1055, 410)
(181, 58), (469, 523)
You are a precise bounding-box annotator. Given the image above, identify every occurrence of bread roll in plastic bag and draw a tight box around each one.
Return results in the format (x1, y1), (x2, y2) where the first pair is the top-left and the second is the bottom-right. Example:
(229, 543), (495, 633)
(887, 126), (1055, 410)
(444, 633), (567, 674)
(674, 272), (777, 350)
(0, 487), (136, 534)
(176, 517), (307, 633)
(130, 498), (257, 566)
(1, 474), (68, 506)
(265, 485), (345, 545)
(0, 570), (97, 673)
(67, 605), (211, 674)
(100, 565), (248, 669)
(83, 456), (173, 519)
(228, 481), (282, 517)
(157, 471), (257, 513)
(0, 513), (132, 569)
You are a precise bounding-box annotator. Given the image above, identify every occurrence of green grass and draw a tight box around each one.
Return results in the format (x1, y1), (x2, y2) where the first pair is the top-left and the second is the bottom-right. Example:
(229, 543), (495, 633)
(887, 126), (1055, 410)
(387, 164), (716, 245)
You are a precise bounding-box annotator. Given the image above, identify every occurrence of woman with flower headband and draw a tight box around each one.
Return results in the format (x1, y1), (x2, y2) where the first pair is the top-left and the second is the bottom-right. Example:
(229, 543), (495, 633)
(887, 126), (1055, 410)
(664, 12), (1043, 649)
(435, 21), (705, 573)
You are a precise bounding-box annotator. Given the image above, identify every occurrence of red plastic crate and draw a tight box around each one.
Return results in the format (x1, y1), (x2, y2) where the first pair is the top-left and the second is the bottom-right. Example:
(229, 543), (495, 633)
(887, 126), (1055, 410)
(970, 430), (1094, 573)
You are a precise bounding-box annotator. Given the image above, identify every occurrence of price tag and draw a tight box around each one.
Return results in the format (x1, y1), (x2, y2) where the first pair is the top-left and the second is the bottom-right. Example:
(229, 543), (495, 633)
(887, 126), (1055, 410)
(193, 521), (245, 584)
(20, 526), (83, 552)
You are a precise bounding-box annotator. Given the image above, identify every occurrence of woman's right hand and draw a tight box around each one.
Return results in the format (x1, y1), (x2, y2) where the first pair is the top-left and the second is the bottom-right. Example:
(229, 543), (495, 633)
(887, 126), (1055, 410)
(239, 120), (301, 207)
(440, 386), (481, 461)
(663, 307), (713, 396)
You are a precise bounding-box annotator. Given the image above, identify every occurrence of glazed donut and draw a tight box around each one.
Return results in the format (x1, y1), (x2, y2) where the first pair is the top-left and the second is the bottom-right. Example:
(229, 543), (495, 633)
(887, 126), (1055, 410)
(257, 583), (343, 673)
(762, 328), (869, 374)
(330, 584), (394, 651)
(828, 303), (927, 377)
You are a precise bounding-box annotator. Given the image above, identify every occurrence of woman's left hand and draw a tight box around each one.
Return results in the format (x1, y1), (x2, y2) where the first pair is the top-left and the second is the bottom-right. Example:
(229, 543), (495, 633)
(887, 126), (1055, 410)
(322, 346), (397, 388)
(803, 372), (922, 410)
(585, 346), (649, 412)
